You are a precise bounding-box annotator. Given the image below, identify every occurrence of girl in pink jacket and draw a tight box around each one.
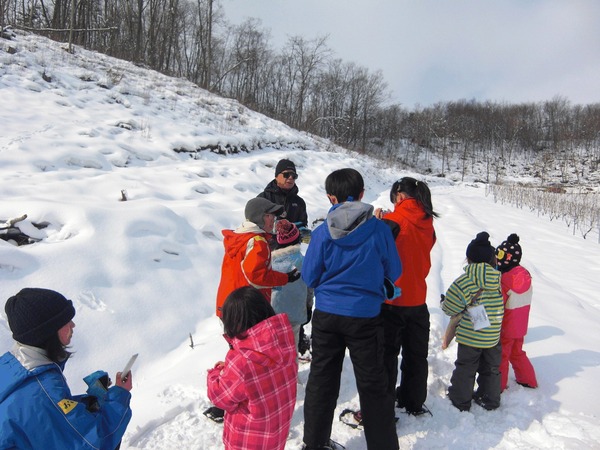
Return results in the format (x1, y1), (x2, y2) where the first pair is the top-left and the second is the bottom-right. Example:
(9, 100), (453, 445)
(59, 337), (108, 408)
(207, 286), (298, 450)
(496, 234), (538, 392)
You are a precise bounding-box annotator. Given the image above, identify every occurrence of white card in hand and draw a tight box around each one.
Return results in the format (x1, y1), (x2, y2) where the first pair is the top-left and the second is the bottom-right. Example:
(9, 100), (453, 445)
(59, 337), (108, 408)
(120, 353), (138, 383)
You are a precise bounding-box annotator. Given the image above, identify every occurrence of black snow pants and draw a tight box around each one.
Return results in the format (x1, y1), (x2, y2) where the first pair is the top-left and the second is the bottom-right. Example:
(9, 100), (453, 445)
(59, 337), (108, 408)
(303, 310), (399, 450)
(381, 303), (430, 413)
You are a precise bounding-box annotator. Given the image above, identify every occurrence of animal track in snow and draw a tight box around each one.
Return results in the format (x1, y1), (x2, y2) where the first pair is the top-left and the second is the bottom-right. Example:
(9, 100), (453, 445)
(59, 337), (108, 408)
(77, 290), (109, 312)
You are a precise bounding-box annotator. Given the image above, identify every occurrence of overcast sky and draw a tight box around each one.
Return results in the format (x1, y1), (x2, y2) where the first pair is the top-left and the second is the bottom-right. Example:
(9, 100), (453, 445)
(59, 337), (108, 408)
(220, 0), (600, 109)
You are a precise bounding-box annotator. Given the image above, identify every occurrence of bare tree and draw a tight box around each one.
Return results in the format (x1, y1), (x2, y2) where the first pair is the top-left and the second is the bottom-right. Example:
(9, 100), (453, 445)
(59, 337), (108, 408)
(283, 35), (331, 130)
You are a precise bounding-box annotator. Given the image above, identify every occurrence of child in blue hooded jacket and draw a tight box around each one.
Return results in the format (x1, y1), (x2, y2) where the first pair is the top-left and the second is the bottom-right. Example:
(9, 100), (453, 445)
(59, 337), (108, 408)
(301, 168), (401, 450)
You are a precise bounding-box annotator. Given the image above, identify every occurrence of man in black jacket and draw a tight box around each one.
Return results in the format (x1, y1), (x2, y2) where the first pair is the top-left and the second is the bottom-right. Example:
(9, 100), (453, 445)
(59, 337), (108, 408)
(258, 159), (308, 228)
(258, 158), (312, 355)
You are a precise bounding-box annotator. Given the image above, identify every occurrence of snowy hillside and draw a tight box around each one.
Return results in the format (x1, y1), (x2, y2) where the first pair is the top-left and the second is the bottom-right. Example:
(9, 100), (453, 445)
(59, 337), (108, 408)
(1, 31), (599, 449)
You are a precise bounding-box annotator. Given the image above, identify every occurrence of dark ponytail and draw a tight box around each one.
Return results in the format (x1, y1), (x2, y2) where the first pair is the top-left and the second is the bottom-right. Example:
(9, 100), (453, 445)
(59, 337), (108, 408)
(390, 177), (439, 219)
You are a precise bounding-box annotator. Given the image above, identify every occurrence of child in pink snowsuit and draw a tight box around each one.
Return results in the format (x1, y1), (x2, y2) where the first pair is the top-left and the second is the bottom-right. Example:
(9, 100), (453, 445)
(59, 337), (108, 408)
(496, 234), (538, 392)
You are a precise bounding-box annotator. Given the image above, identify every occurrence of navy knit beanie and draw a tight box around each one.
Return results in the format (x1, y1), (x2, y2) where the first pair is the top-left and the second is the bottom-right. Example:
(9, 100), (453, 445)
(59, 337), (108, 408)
(5, 288), (75, 347)
(466, 231), (496, 264)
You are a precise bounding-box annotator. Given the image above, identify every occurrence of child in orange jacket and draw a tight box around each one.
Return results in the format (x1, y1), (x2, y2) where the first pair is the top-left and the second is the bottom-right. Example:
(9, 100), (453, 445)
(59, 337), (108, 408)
(375, 177), (438, 416)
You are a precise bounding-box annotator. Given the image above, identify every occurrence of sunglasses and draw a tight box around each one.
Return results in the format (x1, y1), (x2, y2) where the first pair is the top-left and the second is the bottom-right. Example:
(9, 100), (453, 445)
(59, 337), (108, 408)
(280, 171), (298, 180)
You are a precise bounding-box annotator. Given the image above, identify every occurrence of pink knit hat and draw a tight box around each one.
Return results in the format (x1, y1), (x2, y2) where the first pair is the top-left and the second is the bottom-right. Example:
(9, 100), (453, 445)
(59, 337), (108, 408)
(276, 219), (300, 245)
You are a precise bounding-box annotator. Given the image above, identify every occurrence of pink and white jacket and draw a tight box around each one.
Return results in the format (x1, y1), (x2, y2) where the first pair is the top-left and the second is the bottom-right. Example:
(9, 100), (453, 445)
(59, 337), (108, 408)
(500, 265), (533, 339)
(207, 314), (297, 450)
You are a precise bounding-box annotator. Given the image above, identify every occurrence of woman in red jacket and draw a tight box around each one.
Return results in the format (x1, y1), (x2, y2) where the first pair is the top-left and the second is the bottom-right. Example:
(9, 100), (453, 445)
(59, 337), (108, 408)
(207, 286), (297, 450)
(496, 234), (538, 392)
(376, 177), (439, 416)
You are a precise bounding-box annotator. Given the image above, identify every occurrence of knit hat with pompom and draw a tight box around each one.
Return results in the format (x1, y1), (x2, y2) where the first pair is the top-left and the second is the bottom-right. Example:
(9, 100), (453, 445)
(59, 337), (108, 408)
(466, 231), (496, 264)
(496, 233), (522, 272)
(276, 219), (300, 245)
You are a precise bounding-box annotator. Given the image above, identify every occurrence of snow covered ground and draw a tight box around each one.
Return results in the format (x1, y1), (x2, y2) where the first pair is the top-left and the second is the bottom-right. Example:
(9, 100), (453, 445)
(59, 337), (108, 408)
(1, 31), (599, 449)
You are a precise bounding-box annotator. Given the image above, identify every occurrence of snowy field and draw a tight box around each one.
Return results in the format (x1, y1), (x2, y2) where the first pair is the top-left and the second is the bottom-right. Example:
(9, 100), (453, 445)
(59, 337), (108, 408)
(1, 31), (599, 449)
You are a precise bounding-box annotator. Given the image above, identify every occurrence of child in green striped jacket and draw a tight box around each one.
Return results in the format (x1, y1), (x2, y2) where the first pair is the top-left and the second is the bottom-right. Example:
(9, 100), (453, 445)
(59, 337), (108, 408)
(442, 231), (504, 412)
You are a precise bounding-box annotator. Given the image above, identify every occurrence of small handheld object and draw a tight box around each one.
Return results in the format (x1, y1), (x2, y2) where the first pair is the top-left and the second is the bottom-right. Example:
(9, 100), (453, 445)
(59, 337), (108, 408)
(120, 353), (138, 383)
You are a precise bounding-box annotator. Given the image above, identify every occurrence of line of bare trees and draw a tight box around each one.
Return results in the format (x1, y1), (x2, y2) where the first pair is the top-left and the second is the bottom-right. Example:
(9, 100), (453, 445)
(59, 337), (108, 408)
(378, 98), (600, 184)
(3, 0), (600, 187)
(486, 184), (600, 242)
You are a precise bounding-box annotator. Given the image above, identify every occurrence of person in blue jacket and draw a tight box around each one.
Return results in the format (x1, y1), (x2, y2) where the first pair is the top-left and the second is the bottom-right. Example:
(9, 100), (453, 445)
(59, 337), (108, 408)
(301, 168), (402, 450)
(0, 288), (133, 450)
(270, 219), (314, 354)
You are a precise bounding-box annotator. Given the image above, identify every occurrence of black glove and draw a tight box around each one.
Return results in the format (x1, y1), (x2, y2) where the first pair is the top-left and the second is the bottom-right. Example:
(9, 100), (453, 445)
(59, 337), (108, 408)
(82, 395), (101, 413)
(287, 268), (301, 283)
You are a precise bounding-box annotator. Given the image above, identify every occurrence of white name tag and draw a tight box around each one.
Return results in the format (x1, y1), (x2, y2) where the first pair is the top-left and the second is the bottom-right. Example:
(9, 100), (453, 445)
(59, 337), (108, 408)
(468, 304), (490, 331)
